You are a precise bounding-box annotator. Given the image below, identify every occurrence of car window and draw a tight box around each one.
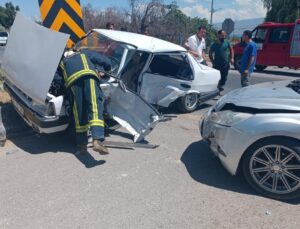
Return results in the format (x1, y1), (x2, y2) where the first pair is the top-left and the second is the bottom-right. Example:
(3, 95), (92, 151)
(147, 54), (193, 80)
(120, 51), (149, 92)
(269, 27), (291, 43)
(253, 27), (267, 43)
(0, 32), (8, 37)
(74, 32), (136, 77)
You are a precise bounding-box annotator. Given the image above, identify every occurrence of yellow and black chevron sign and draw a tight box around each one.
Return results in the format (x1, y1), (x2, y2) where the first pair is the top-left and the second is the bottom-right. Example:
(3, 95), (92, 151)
(38, 0), (85, 48)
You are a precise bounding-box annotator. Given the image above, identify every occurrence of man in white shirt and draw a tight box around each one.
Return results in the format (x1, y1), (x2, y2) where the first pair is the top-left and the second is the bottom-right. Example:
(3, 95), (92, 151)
(184, 26), (207, 65)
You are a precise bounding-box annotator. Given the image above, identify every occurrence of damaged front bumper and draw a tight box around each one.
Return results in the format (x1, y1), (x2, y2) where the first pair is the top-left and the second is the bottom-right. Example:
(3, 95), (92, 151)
(4, 82), (69, 134)
(200, 109), (253, 175)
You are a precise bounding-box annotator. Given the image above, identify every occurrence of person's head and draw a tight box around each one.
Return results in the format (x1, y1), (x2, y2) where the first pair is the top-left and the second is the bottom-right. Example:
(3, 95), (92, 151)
(217, 29), (226, 42)
(141, 25), (149, 35)
(106, 22), (114, 30)
(242, 30), (252, 43)
(120, 27), (127, 31)
(197, 26), (207, 39)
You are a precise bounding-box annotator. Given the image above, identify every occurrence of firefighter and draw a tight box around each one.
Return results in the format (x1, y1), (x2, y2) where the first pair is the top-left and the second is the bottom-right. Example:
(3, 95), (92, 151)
(58, 49), (112, 155)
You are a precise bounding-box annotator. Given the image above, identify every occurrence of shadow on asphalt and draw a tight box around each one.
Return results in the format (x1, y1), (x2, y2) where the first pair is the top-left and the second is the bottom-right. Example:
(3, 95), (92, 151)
(8, 131), (106, 169)
(181, 140), (300, 205)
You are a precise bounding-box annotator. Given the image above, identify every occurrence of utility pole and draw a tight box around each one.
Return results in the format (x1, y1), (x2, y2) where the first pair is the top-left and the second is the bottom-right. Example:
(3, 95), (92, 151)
(210, 0), (214, 25)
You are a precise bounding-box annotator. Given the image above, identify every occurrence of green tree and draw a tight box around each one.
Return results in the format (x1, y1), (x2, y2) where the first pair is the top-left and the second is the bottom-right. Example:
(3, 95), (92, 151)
(262, 0), (300, 23)
(0, 2), (20, 30)
(188, 17), (216, 47)
(161, 1), (216, 46)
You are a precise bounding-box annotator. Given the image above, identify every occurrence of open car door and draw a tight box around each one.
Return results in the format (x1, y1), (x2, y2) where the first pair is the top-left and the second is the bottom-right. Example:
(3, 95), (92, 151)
(74, 31), (161, 143)
(138, 52), (196, 107)
(101, 82), (160, 142)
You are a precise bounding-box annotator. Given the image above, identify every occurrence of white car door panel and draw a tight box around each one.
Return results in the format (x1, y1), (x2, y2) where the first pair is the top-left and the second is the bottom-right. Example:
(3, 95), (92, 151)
(140, 73), (191, 107)
(101, 81), (160, 142)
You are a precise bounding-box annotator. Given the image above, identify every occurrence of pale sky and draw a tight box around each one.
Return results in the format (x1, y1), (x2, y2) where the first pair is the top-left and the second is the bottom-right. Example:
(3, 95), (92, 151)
(0, 0), (267, 23)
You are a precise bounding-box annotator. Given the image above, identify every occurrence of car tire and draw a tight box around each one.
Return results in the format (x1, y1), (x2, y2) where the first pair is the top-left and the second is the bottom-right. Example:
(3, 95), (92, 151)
(242, 137), (300, 200)
(255, 65), (267, 72)
(177, 93), (199, 113)
(234, 55), (242, 70)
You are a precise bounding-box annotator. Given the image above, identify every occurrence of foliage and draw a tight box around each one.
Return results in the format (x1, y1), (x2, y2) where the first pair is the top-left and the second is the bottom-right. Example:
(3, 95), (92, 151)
(261, 0), (300, 23)
(0, 2), (19, 30)
(82, 0), (217, 46)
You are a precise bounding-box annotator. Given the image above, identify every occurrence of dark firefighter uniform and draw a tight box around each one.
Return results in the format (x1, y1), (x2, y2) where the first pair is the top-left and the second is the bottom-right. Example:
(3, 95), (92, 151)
(58, 49), (111, 151)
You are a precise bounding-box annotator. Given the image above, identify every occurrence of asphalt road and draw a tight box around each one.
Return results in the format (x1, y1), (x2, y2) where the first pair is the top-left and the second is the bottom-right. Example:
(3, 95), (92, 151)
(1, 68), (300, 228)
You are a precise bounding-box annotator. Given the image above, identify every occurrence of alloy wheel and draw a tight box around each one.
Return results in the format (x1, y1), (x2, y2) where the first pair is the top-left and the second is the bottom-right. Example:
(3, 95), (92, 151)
(249, 145), (300, 194)
(184, 93), (198, 109)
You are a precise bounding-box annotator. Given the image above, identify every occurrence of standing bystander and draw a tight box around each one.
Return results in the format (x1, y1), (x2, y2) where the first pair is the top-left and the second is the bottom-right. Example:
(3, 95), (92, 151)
(239, 30), (257, 87)
(209, 29), (234, 93)
(106, 22), (115, 30)
(184, 26), (208, 65)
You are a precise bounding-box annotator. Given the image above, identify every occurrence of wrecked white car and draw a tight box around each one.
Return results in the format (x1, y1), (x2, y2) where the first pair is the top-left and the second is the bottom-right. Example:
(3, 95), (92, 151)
(2, 14), (219, 142)
(2, 14), (161, 143)
(88, 29), (220, 113)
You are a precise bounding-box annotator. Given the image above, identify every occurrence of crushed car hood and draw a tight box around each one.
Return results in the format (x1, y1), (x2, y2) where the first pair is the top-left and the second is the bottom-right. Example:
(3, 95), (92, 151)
(215, 80), (300, 112)
(2, 13), (69, 104)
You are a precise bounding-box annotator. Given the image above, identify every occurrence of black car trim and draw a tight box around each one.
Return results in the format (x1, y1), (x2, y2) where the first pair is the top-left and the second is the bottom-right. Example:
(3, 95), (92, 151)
(221, 103), (300, 114)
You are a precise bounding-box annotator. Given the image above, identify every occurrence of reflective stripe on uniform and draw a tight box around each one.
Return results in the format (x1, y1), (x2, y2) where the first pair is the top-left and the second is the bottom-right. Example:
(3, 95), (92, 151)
(90, 79), (98, 122)
(65, 69), (98, 88)
(71, 87), (89, 133)
(81, 54), (90, 70)
(75, 125), (89, 133)
(60, 61), (68, 82)
(89, 119), (105, 127)
(64, 53), (98, 88)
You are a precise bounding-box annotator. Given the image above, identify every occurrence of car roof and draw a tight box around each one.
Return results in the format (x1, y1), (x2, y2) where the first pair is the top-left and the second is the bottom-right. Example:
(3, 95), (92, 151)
(93, 29), (186, 53)
(259, 22), (295, 28)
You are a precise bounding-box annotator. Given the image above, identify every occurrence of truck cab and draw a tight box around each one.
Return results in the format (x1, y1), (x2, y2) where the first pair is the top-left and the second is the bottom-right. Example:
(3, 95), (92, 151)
(233, 19), (300, 71)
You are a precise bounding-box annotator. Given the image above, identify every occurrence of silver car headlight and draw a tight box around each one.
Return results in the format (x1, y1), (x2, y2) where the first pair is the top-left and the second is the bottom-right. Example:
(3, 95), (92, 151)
(208, 110), (252, 127)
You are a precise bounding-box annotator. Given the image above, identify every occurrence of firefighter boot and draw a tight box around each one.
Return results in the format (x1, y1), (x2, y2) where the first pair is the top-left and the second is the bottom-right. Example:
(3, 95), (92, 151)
(93, 139), (109, 155)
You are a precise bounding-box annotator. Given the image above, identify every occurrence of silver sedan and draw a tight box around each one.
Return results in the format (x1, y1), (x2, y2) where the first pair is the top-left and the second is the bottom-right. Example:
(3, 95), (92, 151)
(200, 80), (300, 200)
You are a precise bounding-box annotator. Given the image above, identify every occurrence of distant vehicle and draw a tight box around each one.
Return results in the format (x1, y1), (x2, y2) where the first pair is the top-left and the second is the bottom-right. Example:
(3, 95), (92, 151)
(233, 19), (300, 71)
(200, 80), (300, 200)
(0, 31), (9, 46)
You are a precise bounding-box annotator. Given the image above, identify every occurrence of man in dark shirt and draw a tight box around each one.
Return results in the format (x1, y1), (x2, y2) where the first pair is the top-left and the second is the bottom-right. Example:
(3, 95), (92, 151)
(209, 30), (234, 93)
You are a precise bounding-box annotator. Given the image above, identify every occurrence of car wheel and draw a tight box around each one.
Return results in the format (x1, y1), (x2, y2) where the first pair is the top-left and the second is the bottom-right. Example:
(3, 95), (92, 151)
(255, 65), (267, 72)
(177, 93), (199, 113)
(243, 138), (300, 200)
(234, 55), (242, 70)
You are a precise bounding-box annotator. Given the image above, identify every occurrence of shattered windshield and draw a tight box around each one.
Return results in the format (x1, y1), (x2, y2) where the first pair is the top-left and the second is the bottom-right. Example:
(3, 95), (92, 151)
(74, 31), (136, 77)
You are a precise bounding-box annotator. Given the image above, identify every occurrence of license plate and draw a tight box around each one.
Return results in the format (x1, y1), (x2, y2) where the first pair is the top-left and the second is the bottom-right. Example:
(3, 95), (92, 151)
(12, 99), (25, 116)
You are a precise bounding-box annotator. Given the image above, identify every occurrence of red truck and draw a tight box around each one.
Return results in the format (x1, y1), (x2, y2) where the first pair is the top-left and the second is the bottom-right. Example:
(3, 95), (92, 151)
(233, 19), (300, 71)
